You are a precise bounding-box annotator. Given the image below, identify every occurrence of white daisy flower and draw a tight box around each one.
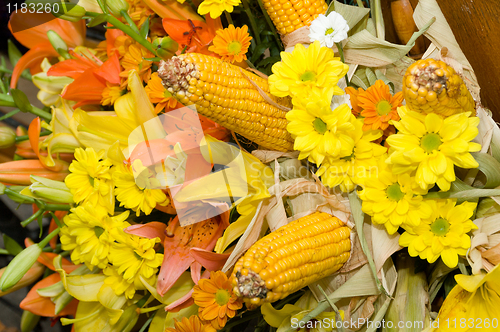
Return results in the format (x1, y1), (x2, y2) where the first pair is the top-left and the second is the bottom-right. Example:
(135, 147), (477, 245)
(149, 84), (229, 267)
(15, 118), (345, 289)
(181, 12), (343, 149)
(309, 12), (349, 48)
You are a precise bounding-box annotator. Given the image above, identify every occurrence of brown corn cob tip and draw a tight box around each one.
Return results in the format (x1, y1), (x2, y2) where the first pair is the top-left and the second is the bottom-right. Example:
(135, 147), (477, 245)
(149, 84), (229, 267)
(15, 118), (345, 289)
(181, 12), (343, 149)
(230, 212), (351, 308)
(158, 54), (294, 152)
(403, 59), (475, 116)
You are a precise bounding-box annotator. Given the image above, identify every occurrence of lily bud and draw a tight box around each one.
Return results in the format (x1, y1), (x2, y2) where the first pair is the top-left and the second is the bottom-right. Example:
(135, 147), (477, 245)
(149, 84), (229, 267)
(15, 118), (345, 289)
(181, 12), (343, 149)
(47, 30), (70, 59)
(21, 310), (41, 332)
(52, 2), (87, 22)
(0, 127), (16, 149)
(23, 175), (73, 204)
(0, 250), (43, 292)
(153, 37), (179, 60)
(107, 0), (130, 17)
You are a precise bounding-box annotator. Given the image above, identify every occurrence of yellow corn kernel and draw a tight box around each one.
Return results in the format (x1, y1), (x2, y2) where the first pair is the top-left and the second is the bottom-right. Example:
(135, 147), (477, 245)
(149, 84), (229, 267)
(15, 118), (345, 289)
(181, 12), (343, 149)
(230, 212), (351, 308)
(262, 0), (328, 35)
(402, 59), (475, 117)
(158, 53), (294, 152)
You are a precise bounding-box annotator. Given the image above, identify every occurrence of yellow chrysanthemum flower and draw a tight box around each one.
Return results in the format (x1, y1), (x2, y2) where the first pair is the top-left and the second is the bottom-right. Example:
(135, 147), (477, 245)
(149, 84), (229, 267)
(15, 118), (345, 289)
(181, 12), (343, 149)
(113, 159), (170, 217)
(399, 199), (478, 268)
(269, 41), (349, 101)
(107, 233), (163, 298)
(316, 119), (387, 192)
(101, 82), (124, 106)
(208, 25), (252, 63)
(64, 147), (115, 215)
(386, 107), (481, 191)
(192, 271), (243, 329)
(60, 204), (130, 269)
(358, 158), (432, 234)
(198, 0), (241, 19)
(286, 94), (357, 166)
(102, 266), (138, 300)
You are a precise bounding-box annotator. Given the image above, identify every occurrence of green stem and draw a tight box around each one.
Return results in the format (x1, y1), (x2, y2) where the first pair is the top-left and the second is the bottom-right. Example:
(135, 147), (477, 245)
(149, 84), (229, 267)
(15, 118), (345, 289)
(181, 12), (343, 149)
(45, 204), (71, 211)
(224, 11), (234, 26)
(15, 130), (52, 143)
(356, 0), (364, 7)
(21, 208), (44, 227)
(95, 0), (109, 14)
(38, 227), (60, 248)
(30, 106), (52, 122)
(241, 0), (262, 45)
(245, 59), (257, 70)
(255, 0), (283, 51)
(4, 188), (35, 205)
(335, 42), (350, 86)
(0, 109), (21, 122)
(86, 12), (157, 56)
(120, 10), (141, 35)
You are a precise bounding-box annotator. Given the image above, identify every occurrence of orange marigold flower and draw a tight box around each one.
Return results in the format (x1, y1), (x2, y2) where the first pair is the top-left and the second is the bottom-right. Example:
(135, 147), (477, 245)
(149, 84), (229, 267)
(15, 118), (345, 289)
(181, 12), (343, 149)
(192, 271), (243, 329)
(357, 80), (403, 131)
(345, 86), (363, 117)
(119, 43), (153, 85)
(145, 72), (179, 113)
(101, 82), (124, 106)
(165, 316), (216, 332)
(208, 25), (252, 63)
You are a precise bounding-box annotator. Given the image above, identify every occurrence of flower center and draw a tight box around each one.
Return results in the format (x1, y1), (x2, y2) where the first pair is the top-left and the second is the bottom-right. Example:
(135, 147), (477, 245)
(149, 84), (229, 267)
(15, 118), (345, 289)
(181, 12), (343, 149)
(430, 218), (450, 236)
(386, 183), (404, 201)
(313, 118), (328, 134)
(300, 71), (316, 82)
(215, 289), (231, 306)
(227, 41), (242, 54)
(421, 133), (442, 153)
(376, 100), (392, 116)
(88, 175), (95, 187)
(325, 28), (335, 35)
(94, 226), (104, 238)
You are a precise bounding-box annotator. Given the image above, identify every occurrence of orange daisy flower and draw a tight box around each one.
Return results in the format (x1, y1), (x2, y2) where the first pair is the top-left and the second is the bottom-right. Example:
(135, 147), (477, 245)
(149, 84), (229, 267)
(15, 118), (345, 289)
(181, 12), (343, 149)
(345, 86), (363, 117)
(119, 42), (153, 85)
(357, 80), (403, 131)
(165, 316), (216, 332)
(208, 25), (252, 63)
(145, 72), (179, 113)
(192, 271), (243, 329)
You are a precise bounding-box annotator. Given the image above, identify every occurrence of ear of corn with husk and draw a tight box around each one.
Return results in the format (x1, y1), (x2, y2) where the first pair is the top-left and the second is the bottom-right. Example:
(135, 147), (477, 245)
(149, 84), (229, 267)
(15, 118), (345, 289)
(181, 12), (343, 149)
(230, 211), (351, 308)
(158, 53), (294, 152)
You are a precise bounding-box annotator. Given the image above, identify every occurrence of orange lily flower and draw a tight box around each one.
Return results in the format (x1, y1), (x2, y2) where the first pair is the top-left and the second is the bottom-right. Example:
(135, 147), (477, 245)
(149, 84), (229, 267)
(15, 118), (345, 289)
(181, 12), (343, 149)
(20, 239), (79, 318)
(163, 16), (222, 55)
(0, 159), (69, 185)
(28, 117), (71, 171)
(8, 12), (86, 88)
(47, 51), (121, 107)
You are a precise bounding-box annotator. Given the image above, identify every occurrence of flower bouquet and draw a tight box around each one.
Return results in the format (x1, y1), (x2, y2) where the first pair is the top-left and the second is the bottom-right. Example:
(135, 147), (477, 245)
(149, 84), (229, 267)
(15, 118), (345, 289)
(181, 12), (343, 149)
(0, 0), (499, 331)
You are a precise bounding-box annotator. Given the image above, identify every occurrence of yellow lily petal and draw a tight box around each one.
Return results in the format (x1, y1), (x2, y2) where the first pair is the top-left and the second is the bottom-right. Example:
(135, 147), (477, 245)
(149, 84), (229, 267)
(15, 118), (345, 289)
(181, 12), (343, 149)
(262, 303), (302, 328)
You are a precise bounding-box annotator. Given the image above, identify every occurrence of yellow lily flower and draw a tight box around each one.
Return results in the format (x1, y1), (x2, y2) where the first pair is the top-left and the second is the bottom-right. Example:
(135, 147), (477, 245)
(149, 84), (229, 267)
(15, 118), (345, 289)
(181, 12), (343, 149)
(32, 59), (74, 107)
(430, 264), (500, 331)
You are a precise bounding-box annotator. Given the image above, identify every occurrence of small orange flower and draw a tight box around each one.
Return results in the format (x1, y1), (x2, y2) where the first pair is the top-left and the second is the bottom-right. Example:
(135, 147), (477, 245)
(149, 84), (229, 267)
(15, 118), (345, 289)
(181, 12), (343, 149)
(345, 86), (363, 117)
(119, 43), (153, 85)
(101, 82), (125, 106)
(145, 72), (179, 113)
(165, 316), (216, 332)
(357, 80), (403, 131)
(192, 271), (243, 329)
(208, 25), (252, 63)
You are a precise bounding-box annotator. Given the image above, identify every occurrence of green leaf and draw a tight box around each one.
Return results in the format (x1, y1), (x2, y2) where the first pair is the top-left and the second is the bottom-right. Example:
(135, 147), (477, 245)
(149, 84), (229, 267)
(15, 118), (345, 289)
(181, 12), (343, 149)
(10, 89), (33, 113)
(257, 56), (280, 68)
(471, 152), (500, 189)
(7, 40), (23, 67)
(365, 67), (377, 86)
(250, 42), (272, 63)
(88, 14), (108, 27)
(3, 234), (23, 255)
(374, 69), (394, 94)
(0, 109), (21, 121)
(140, 16), (150, 39)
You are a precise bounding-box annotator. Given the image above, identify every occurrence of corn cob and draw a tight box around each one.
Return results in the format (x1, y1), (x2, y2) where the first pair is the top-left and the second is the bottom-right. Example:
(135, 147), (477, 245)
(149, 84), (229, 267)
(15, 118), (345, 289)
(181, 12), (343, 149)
(262, 0), (328, 35)
(263, 0), (328, 35)
(230, 212), (351, 308)
(403, 59), (475, 117)
(158, 53), (294, 152)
